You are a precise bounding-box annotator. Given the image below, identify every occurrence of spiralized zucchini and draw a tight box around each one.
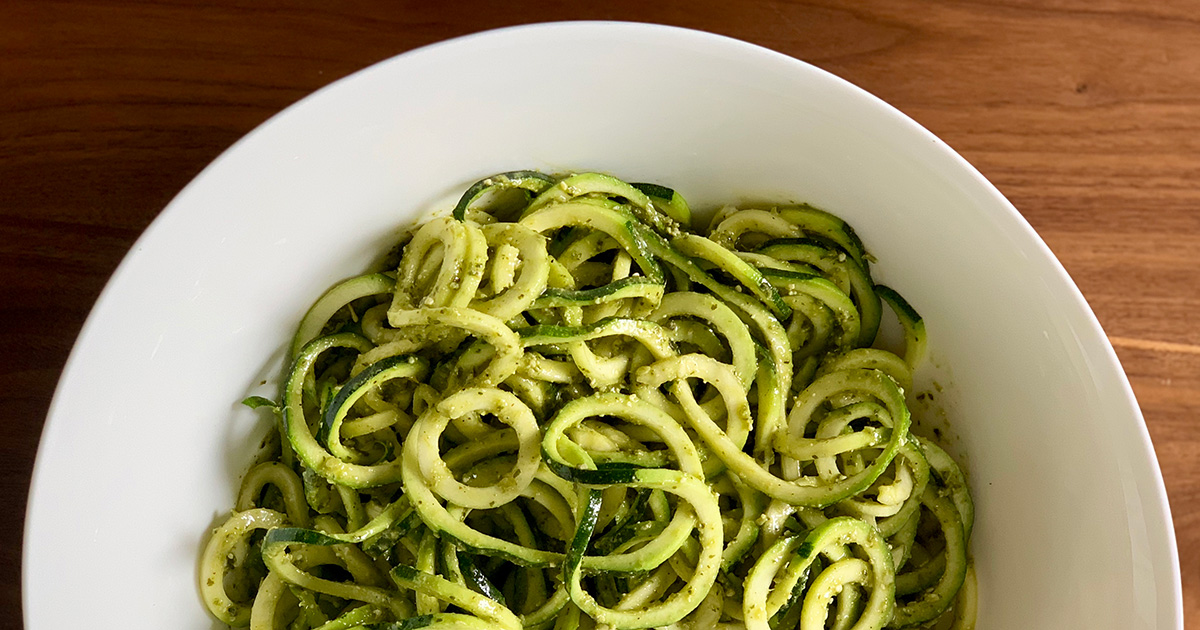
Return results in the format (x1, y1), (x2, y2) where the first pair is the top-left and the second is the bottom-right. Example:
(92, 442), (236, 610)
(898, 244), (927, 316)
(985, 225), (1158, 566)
(201, 171), (977, 630)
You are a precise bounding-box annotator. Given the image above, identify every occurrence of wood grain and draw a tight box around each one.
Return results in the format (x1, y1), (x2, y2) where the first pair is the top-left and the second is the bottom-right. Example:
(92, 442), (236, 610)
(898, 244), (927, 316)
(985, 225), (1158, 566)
(2, 0), (1196, 627)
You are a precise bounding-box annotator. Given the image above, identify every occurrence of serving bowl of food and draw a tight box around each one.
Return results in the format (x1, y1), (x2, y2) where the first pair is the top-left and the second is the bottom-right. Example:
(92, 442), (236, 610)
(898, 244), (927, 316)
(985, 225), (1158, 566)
(23, 21), (1181, 630)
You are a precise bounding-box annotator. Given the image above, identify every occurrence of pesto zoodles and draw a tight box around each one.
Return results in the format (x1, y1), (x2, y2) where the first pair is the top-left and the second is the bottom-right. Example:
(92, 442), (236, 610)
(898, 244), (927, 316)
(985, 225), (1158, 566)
(201, 171), (977, 630)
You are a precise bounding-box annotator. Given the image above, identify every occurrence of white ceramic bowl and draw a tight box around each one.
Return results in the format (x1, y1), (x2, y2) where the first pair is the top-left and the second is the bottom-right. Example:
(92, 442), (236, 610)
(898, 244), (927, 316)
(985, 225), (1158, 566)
(24, 22), (1181, 629)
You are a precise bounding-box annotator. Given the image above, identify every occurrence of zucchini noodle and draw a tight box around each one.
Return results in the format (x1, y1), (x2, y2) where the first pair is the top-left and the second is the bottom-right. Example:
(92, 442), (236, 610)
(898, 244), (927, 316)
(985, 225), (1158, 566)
(201, 171), (977, 630)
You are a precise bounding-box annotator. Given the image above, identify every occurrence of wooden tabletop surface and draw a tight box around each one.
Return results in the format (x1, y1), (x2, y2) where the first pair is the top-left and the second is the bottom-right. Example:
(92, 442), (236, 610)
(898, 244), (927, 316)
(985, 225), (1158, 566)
(3, 1), (1197, 627)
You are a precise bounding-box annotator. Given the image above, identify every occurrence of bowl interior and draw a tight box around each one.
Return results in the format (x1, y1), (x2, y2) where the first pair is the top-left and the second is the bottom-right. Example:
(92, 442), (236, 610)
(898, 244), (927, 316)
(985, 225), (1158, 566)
(24, 21), (1180, 629)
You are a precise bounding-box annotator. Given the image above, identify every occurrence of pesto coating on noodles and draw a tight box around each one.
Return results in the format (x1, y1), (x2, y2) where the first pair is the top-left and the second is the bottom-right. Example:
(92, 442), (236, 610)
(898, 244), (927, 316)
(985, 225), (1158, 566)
(200, 171), (976, 630)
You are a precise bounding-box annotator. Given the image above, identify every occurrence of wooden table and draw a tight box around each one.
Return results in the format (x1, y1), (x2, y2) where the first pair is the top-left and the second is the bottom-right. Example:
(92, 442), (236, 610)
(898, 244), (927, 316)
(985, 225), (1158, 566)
(3, 1), (1196, 626)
